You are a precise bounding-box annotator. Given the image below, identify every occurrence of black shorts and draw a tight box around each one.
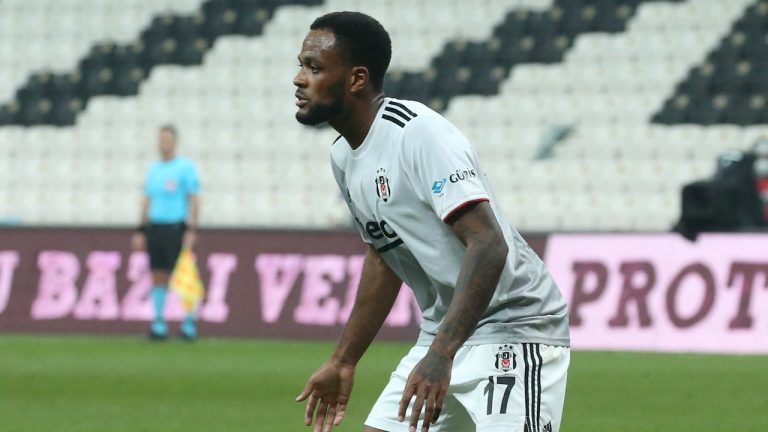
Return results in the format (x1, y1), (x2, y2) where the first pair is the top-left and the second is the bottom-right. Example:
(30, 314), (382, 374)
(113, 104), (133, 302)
(146, 223), (186, 271)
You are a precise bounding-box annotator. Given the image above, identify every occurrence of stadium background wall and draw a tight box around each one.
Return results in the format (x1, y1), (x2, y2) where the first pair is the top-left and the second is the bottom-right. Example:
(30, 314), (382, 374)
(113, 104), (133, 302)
(0, 228), (766, 354)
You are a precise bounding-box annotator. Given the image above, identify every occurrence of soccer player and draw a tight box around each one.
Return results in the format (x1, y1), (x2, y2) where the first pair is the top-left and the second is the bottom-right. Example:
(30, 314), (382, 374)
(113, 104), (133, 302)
(293, 12), (570, 432)
(131, 124), (201, 340)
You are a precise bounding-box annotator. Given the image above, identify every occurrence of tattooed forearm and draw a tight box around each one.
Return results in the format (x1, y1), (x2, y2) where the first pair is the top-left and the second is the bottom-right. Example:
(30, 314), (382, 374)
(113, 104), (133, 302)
(432, 202), (509, 358)
(417, 350), (453, 380)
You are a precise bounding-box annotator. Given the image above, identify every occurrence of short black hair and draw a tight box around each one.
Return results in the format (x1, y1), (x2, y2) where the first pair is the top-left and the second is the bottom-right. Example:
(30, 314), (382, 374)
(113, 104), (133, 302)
(310, 11), (391, 91)
(159, 124), (178, 138)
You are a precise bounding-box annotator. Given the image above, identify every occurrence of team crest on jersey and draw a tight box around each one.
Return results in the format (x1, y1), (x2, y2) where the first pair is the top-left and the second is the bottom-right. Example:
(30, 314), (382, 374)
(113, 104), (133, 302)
(375, 168), (391, 202)
(495, 344), (516, 372)
(165, 179), (177, 192)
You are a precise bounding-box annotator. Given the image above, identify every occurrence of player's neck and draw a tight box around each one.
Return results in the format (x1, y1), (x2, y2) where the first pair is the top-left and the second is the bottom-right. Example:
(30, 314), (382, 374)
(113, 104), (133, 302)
(330, 93), (385, 150)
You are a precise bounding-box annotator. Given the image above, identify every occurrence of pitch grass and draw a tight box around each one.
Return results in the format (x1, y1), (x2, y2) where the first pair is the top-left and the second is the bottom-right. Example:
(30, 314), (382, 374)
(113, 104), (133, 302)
(1, 335), (767, 432)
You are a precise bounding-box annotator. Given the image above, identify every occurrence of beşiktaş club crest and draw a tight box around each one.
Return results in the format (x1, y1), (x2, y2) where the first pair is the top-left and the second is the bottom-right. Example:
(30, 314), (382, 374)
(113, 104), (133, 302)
(375, 168), (391, 202)
(495, 344), (516, 372)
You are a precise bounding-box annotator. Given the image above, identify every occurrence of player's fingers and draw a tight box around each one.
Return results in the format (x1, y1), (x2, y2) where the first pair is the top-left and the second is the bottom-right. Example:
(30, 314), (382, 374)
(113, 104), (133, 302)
(296, 382), (313, 402)
(431, 393), (445, 424)
(421, 390), (437, 431)
(314, 401), (329, 432)
(333, 402), (347, 426)
(303, 393), (318, 425)
(323, 403), (338, 432)
(398, 384), (416, 422)
(409, 387), (427, 432)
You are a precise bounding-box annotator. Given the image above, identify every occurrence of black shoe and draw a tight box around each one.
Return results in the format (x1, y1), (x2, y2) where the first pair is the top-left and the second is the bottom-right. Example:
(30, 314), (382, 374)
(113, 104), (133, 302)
(147, 329), (168, 341)
(179, 331), (196, 342)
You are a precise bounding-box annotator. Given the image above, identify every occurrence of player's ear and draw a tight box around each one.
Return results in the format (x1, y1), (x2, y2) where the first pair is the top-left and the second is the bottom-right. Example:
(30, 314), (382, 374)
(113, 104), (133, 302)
(349, 66), (370, 93)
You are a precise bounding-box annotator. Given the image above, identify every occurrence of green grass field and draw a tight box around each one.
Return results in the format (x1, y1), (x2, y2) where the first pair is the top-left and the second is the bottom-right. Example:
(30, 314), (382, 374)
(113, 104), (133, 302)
(1, 335), (766, 432)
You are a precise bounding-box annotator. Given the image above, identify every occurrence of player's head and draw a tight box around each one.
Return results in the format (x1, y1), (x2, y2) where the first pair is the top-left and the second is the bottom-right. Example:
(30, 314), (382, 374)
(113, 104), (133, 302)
(158, 124), (178, 160)
(293, 11), (392, 126)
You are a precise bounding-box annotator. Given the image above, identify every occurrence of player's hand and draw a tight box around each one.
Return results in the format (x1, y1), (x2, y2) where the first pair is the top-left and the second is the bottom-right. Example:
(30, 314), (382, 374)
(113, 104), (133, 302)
(183, 230), (197, 249)
(398, 350), (452, 432)
(131, 232), (146, 251)
(296, 360), (355, 432)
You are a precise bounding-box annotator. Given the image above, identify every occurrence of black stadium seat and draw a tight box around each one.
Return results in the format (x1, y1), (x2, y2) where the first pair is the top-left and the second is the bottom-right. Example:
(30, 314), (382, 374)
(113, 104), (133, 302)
(386, 0), (662, 109)
(0, 0), (322, 127)
(201, 1), (235, 43)
(0, 103), (19, 126)
(653, 0), (768, 125)
(0, 0), (758, 128)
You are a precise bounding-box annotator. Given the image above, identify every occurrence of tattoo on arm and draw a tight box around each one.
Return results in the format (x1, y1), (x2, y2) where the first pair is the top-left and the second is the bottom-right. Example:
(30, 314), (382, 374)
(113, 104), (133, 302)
(432, 202), (508, 357)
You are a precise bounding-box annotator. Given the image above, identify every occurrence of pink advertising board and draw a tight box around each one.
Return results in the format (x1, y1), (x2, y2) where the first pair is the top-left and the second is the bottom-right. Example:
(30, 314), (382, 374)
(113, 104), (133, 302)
(545, 233), (768, 354)
(1, 228), (553, 341)
(0, 228), (426, 341)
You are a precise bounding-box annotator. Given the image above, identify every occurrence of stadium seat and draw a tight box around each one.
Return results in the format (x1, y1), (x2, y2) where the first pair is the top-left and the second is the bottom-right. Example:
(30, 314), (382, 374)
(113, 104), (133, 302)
(0, 0), (764, 232)
(655, 0), (768, 126)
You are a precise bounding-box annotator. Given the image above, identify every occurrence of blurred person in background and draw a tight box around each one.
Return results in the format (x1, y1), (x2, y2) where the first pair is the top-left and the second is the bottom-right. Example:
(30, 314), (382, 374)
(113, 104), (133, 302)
(753, 137), (768, 224)
(131, 124), (201, 340)
(293, 12), (569, 432)
(675, 136), (768, 240)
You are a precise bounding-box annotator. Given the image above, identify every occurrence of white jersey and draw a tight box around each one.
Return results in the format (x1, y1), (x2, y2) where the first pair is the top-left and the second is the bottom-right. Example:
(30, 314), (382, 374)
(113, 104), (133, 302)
(330, 98), (569, 347)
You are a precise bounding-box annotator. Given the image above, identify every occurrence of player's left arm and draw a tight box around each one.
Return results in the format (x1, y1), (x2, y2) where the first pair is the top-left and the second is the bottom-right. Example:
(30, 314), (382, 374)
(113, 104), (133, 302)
(434, 200), (507, 355)
(399, 200), (508, 431)
(183, 194), (200, 249)
(184, 162), (201, 248)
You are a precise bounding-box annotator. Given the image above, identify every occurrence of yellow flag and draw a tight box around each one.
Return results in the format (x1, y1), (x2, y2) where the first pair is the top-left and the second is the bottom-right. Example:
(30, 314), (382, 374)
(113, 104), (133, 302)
(170, 248), (205, 313)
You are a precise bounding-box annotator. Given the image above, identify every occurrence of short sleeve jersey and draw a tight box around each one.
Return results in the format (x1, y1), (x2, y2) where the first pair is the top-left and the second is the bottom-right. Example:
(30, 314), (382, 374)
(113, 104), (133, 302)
(330, 98), (569, 347)
(144, 156), (200, 224)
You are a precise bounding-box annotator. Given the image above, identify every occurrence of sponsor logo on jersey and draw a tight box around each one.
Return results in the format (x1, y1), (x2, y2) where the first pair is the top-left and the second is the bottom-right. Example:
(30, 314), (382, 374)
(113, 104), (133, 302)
(495, 344), (516, 372)
(432, 178), (447, 194)
(375, 168), (391, 202)
(449, 168), (477, 183)
(364, 219), (403, 253)
(364, 219), (398, 240)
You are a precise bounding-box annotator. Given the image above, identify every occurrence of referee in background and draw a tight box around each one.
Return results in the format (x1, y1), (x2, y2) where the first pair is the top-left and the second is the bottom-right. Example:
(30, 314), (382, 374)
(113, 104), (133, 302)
(131, 124), (201, 340)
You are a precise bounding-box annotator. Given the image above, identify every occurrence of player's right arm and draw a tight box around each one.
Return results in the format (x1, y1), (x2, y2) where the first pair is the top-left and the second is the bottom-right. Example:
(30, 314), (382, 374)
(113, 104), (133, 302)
(297, 243), (402, 432)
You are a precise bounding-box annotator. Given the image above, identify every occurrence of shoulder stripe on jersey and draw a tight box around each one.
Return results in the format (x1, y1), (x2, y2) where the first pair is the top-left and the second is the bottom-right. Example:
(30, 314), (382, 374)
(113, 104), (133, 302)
(382, 114), (406, 128)
(384, 106), (413, 122)
(332, 134), (343, 144)
(388, 100), (418, 117)
(375, 238), (403, 253)
(442, 198), (490, 222)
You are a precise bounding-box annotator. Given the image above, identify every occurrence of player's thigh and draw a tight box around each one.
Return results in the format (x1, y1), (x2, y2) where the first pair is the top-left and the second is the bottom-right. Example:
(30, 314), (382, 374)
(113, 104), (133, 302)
(364, 346), (473, 432)
(452, 343), (569, 432)
(147, 224), (183, 271)
(145, 225), (168, 270)
(160, 223), (184, 268)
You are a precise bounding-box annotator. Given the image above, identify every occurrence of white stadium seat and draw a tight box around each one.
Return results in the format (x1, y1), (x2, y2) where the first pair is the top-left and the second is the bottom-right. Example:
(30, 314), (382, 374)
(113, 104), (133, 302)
(0, 0), (761, 231)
